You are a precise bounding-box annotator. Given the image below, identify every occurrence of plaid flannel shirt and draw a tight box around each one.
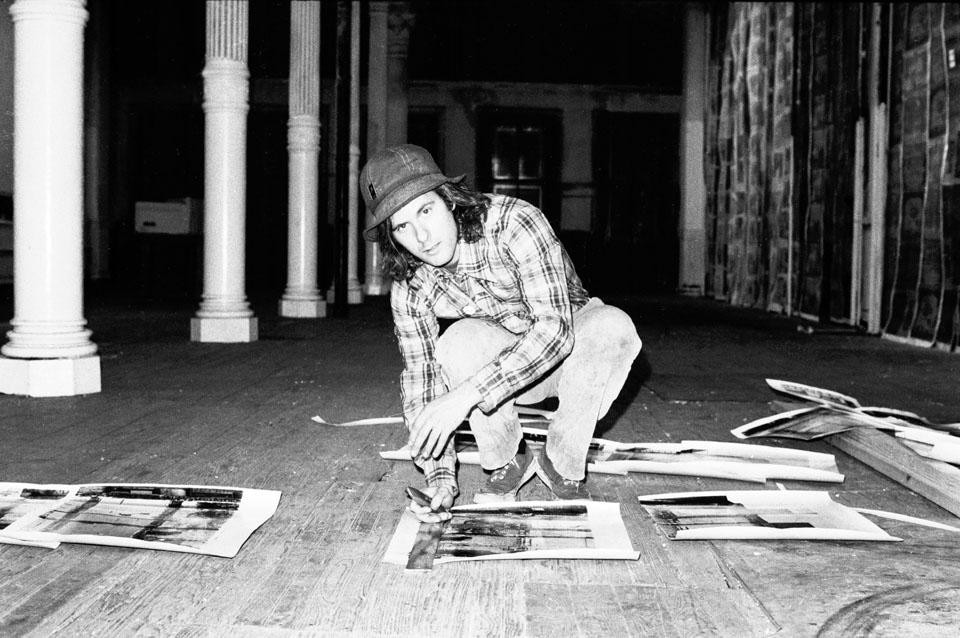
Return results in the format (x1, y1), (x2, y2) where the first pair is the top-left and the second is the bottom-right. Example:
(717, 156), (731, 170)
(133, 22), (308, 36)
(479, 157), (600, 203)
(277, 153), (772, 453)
(390, 195), (589, 490)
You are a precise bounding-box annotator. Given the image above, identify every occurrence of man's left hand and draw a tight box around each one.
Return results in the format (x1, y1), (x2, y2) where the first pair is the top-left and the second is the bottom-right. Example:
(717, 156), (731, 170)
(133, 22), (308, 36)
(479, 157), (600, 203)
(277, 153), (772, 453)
(409, 383), (482, 460)
(407, 485), (457, 523)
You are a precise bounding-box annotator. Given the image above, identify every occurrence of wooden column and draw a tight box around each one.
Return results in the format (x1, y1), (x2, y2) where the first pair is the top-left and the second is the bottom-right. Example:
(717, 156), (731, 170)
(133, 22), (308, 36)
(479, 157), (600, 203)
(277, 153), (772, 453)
(191, 0), (257, 342)
(678, 2), (707, 296)
(363, 1), (389, 296)
(280, 0), (326, 318)
(83, 0), (110, 280)
(0, 0), (101, 397)
(329, 1), (350, 315)
(863, 2), (888, 334)
(346, 0), (363, 304)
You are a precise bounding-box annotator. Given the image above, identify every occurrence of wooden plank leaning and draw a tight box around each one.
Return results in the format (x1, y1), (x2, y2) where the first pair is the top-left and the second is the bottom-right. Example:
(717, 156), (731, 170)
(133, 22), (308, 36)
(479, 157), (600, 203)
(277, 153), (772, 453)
(827, 428), (960, 518)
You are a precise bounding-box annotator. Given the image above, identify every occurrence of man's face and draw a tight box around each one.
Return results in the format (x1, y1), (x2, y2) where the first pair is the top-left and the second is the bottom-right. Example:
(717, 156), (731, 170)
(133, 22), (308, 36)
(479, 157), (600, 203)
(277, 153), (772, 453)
(389, 191), (460, 270)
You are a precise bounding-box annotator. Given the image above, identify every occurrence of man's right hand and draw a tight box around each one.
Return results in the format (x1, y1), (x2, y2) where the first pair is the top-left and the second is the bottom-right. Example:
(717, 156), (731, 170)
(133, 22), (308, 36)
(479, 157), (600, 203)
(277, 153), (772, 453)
(406, 485), (456, 523)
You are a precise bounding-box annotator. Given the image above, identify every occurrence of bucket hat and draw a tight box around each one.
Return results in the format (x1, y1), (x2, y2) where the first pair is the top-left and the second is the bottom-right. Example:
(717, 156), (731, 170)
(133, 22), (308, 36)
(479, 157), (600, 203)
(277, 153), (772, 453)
(361, 144), (464, 241)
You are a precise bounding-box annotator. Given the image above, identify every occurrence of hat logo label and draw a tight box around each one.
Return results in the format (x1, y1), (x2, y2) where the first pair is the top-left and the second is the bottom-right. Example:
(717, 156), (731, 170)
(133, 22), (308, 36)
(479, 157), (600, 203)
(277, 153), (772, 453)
(368, 183), (377, 199)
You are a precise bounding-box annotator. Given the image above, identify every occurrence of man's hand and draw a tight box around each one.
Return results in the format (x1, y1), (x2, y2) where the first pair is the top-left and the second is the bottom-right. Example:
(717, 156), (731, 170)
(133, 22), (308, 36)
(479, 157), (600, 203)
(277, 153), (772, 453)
(406, 485), (456, 523)
(408, 383), (483, 461)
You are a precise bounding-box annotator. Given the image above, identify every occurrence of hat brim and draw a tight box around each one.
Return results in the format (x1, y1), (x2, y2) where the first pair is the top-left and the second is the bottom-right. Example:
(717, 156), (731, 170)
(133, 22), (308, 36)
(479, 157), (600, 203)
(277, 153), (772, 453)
(363, 173), (466, 242)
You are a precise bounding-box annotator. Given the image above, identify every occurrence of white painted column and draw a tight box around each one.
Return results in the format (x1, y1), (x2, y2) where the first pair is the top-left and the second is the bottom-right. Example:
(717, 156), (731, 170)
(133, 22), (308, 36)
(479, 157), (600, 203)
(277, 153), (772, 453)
(386, 2), (414, 146)
(678, 2), (707, 296)
(191, 0), (257, 342)
(345, 0), (364, 304)
(363, 1), (389, 296)
(0, 0), (101, 397)
(280, 0), (326, 318)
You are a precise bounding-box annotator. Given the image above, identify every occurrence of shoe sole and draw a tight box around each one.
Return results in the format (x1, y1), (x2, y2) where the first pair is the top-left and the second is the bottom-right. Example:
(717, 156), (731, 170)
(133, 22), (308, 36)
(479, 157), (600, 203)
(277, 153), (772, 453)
(472, 457), (539, 504)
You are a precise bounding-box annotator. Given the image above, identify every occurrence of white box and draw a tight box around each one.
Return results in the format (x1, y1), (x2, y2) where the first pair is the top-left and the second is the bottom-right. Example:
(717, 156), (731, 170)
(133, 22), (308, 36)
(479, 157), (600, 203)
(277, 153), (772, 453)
(134, 198), (201, 235)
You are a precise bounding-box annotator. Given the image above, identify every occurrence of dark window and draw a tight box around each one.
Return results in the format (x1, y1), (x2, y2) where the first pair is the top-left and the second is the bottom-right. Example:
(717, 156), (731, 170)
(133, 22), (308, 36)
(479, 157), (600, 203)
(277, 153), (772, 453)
(476, 108), (561, 224)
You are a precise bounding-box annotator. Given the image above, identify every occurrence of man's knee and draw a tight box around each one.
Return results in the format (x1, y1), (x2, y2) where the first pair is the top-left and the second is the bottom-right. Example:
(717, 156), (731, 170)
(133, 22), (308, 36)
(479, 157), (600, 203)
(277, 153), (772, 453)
(608, 307), (642, 357)
(436, 318), (516, 382)
(578, 305), (642, 358)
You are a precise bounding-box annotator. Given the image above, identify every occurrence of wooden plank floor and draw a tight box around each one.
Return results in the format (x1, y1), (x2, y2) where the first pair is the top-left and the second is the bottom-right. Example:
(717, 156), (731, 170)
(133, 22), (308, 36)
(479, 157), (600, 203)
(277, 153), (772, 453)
(2, 293), (960, 637)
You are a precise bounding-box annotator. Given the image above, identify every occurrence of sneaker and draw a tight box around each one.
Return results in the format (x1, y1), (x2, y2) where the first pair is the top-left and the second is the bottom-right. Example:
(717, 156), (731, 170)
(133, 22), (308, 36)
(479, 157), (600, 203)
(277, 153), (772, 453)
(535, 448), (591, 500)
(473, 451), (537, 503)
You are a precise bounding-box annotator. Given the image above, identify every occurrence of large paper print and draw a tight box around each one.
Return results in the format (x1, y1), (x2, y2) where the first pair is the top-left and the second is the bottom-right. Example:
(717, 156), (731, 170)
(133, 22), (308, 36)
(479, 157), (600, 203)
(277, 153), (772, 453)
(3, 483), (281, 558)
(639, 490), (899, 541)
(383, 500), (639, 570)
(0, 483), (67, 549)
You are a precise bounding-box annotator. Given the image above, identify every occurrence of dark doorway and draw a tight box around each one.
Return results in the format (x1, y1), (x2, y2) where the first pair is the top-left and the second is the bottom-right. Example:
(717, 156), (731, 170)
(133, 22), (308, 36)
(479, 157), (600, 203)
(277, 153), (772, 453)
(591, 111), (680, 294)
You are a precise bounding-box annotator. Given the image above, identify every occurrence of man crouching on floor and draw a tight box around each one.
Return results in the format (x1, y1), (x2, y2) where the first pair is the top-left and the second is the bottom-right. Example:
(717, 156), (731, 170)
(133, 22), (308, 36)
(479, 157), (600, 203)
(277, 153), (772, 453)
(360, 144), (642, 522)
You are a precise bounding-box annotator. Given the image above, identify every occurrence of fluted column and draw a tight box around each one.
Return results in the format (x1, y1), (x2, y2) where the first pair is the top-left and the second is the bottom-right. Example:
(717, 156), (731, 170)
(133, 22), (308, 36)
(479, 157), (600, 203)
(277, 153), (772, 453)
(280, 0), (326, 318)
(191, 0), (257, 342)
(363, 1), (389, 295)
(345, 0), (364, 304)
(678, 2), (707, 296)
(0, 0), (101, 397)
(386, 2), (414, 146)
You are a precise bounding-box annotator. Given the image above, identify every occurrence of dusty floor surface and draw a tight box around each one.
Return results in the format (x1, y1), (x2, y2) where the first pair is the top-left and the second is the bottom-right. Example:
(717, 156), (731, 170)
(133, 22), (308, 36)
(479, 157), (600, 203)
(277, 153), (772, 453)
(1, 290), (959, 637)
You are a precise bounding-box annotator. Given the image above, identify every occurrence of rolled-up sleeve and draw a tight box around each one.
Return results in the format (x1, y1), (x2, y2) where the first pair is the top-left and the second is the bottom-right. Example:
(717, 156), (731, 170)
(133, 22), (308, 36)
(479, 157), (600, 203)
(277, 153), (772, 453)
(390, 281), (458, 489)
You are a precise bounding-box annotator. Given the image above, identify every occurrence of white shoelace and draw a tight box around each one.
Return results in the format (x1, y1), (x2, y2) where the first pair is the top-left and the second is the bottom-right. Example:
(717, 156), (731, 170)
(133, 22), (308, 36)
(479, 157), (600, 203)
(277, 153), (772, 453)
(490, 462), (515, 481)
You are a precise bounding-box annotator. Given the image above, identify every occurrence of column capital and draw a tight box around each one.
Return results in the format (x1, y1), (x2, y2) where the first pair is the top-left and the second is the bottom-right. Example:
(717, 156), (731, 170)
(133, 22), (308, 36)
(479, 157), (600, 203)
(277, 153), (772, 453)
(388, 1), (415, 57)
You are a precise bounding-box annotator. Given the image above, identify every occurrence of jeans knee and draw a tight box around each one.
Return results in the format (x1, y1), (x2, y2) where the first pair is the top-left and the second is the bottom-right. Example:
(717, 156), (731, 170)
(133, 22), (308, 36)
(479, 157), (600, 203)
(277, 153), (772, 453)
(436, 318), (516, 382)
(582, 306), (642, 358)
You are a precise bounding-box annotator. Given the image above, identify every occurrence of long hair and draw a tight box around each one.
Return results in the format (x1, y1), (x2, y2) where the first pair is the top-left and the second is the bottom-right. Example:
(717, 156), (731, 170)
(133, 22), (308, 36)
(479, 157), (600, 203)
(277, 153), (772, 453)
(377, 182), (490, 282)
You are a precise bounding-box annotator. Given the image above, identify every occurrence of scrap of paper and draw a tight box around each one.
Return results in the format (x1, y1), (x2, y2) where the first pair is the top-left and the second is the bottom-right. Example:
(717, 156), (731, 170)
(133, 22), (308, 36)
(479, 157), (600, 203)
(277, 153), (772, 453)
(732, 379), (960, 468)
(312, 407), (554, 428)
(381, 427), (843, 483)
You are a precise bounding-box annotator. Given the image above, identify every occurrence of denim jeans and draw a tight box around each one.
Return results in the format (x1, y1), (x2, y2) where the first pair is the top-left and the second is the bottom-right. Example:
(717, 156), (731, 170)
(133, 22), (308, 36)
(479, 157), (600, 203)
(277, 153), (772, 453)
(435, 298), (642, 480)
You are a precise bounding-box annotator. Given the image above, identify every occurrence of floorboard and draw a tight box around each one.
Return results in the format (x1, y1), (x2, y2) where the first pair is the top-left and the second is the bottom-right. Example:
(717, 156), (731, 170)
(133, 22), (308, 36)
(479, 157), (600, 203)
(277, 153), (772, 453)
(0, 294), (958, 636)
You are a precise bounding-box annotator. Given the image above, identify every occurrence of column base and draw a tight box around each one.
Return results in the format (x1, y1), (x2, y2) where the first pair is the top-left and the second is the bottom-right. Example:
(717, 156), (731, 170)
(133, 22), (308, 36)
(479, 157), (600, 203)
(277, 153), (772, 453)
(325, 285), (365, 305)
(677, 284), (704, 297)
(364, 278), (390, 296)
(0, 355), (101, 397)
(190, 316), (258, 343)
(347, 287), (365, 305)
(279, 298), (327, 318)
